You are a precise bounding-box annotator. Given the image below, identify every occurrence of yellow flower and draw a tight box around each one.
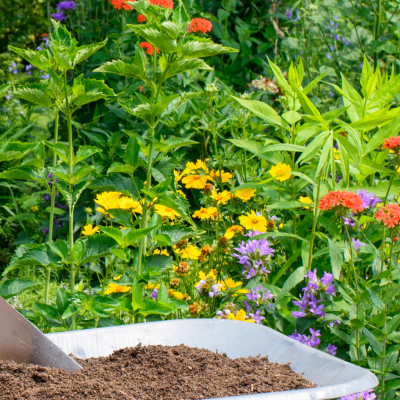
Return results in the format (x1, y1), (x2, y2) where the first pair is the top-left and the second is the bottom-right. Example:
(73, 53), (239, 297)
(211, 190), (231, 205)
(174, 170), (183, 182)
(227, 309), (255, 323)
(145, 282), (160, 290)
(94, 191), (122, 210)
(279, 222), (284, 228)
(168, 290), (184, 300)
(154, 204), (181, 220)
(183, 160), (209, 175)
(210, 170), (233, 183)
(175, 245), (201, 260)
(239, 211), (267, 232)
(96, 207), (114, 219)
(181, 174), (208, 189)
(199, 270), (217, 281)
(269, 163), (292, 181)
(299, 196), (313, 209)
(153, 249), (170, 256)
(224, 225), (244, 239)
(32, 206), (39, 212)
(192, 207), (218, 220)
(235, 188), (256, 202)
(104, 283), (130, 295)
(177, 189), (187, 198)
(113, 275), (122, 280)
(221, 278), (248, 294)
(82, 224), (100, 236)
(119, 196), (142, 213)
(333, 148), (340, 160)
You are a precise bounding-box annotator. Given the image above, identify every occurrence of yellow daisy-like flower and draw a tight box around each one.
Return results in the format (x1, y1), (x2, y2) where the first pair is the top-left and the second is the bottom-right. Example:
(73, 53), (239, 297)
(299, 196), (313, 209)
(211, 190), (231, 205)
(269, 163), (292, 182)
(227, 309), (255, 323)
(224, 225), (244, 239)
(153, 249), (170, 256)
(168, 289), (184, 300)
(145, 282), (160, 290)
(96, 207), (114, 219)
(333, 148), (340, 160)
(175, 245), (201, 260)
(154, 204), (181, 220)
(183, 160), (209, 175)
(235, 188), (256, 202)
(221, 278), (248, 294)
(104, 283), (130, 295)
(199, 270), (217, 281)
(174, 170), (183, 182)
(192, 207), (218, 220)
(119, 196), (142, 213)
(239, 211), (267, 232)
(181, 174), (208, 189)
(113, 275), (122, 281)
(82, 224), (100, 236)
(177, 189), (187, 198)
(94, 191), (122, 210)
(210, 170), (233, 183)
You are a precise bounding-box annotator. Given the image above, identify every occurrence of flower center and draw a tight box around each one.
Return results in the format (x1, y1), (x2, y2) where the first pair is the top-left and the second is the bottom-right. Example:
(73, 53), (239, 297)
(252, 218), (259, 224)
(165, 207), (173, 212)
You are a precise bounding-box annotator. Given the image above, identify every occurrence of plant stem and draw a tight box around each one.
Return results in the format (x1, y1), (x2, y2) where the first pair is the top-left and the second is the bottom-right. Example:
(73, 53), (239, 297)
(63, 70), (76, 330)
(307, 177), (321, 270)
(374, 0), (382, 69)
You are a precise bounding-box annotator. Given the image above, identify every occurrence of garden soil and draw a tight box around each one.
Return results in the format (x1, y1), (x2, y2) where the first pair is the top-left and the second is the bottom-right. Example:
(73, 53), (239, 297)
(0, 343), (314, 399)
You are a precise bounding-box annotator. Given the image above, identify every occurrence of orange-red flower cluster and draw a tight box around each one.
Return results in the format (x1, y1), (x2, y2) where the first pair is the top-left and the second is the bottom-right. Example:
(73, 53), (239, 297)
(137, 14), (146, 22)
(318, 190), (364, 214)
(384, 136), (400, 155)
(187, 18), (212, 34)
(109, 0), (134, 10)
(375, 204), (400, 228)
(140, 42), (160, 55)
(150, 0), (173, 9)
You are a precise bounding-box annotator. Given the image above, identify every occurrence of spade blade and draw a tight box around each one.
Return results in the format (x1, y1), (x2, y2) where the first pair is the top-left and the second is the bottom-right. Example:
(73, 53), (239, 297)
(0, 296), (82, 371)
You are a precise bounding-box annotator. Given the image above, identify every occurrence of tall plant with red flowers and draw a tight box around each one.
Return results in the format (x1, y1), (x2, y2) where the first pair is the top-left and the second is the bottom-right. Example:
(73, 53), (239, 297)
(94, 0), (237, 296)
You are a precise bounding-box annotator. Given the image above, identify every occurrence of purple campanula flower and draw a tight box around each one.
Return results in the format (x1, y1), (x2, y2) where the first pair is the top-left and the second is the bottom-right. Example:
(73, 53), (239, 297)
(325, 343), (337, 355)
(6, 95), (11, 100)
(37, 46), (43, 51)
(243, 300), (251, 313)
(249, 309), (265, 324)
(43, 194), (51, 201)
(329, 320), (341, 328)
(329, 90), (334, 98)
(209, 283), (222, 298)
(52, 12), (66, 21)
(327, 54), (331, 59)
(343, 216), (355, 227)
(289, 328), (320, 348)
(232, 231), (274, 279)
(42, 228), (49, 235)
(151, 288), (158, 300)
(26, 64), (33, 75)
(57, 1), (76, 10)
(345, 41), (349, 46)
(357, 189), (382, 209)
(287, 9), (293, 19)
(339, 389), (376, 400)
(352, 238), (366, 252)
(41, 74), (50, 79)
(329, 45), (335, 51)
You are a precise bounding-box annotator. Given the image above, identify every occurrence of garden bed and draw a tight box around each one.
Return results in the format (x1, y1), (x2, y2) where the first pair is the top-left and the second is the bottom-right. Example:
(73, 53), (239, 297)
(0, 343), (314, 399)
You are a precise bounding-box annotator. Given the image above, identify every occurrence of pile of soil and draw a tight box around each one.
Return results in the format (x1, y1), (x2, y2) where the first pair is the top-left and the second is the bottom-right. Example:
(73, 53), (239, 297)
(0, 344), (315, 399)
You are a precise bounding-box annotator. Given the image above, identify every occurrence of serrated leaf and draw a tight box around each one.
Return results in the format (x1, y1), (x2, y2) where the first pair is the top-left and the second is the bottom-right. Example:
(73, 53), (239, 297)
(73, 38), (108, 67)
(13, 87), (54, 107)
(9, 46), (52, 71)
(0, 279), (40, 299)
(0, 142), (38, 163)
(181, 39), (238, 59)
(163, 59), (213, 81)
(93, 59), (145, 79)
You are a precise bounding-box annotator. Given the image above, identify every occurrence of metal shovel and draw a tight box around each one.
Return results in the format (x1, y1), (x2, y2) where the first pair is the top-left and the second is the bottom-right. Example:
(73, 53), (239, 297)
(0, 296), (82, 371)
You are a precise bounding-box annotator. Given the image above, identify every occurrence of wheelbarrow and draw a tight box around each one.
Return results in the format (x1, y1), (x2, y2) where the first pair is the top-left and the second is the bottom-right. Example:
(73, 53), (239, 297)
(0, 296), (378, 399)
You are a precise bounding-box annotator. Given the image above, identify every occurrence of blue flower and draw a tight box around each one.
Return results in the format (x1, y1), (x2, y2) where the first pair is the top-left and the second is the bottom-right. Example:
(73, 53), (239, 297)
(52, 11), (66, 21)
(56, 1), (76, 10)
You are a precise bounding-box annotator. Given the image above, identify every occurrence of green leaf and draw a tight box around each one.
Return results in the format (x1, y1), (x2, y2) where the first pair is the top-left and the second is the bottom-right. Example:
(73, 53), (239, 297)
(330, 327), (355, 346)
(157, 225), (197, 245)
(276, 266), (306, 303)
(363, 117), (400, 156)
(125, 135), (140, 168)
(13, 87), (54, 107)
(56, 288), (69, 313)
(81, 234), (117, 264)
(0, 142), (39, 163)
(73, 239), (85, 262)
(362, 327), (384, 356)
(231, 96), (288, 129)
(131, 278), (144, 310)
(8, 46), (52, 71)
(163, 59), (213, 81)
(138, 27), (178, 53)
(253, 232), (308, 243)
(139, 298), (175, 316)
(34, 303), (59, 319)
(93, 59), (145, 79)
(91, 174), (142, 198)
(368, 73), (400, 109)
(328, 238), (343, 279)
(157, 192), (194, 226)
(75, 146), (102, 164)
(181, 38), (238, 59)
(0, 166), (46, 184)
(0, 279), (40, 299)
(44, 142), (69, 163)
(267, 57), (292, 96)
(49, 239), (69, 259)
(73, 39), (108, 67)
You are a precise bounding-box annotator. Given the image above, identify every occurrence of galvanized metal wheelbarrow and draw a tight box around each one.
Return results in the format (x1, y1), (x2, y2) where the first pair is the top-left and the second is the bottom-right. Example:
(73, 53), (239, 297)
(0, 296), (378, 399)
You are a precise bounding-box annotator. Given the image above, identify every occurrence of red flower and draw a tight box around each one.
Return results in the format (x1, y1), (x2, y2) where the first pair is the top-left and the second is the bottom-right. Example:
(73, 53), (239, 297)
(150, 0), (173, 9)
(41, 33), (49, 38)
(109, 0), (134, 10)
(137, 14), (146, 22)
(319, 190), (364, 214)
(375, 204), (400, 228)
(187, 18), (212, 34)
(140, 42), (160, 55)
(139, 86), (143, 92)
(384, 136), (400, 155)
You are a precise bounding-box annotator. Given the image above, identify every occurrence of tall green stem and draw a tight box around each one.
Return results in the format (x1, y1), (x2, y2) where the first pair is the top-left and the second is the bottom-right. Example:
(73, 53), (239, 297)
(307, 177), (321, 270)
(45, 110), (59, 304)
(63, 70), (76, 330)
